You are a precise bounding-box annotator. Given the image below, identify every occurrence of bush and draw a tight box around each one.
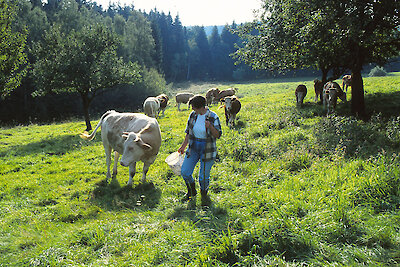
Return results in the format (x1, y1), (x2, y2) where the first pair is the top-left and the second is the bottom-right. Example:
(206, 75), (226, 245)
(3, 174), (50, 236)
(369, 66), (387, 77)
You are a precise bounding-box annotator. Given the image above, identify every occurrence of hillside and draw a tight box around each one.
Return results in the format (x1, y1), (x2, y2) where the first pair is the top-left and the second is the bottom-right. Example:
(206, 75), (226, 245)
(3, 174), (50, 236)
(1, 74), (400, 265)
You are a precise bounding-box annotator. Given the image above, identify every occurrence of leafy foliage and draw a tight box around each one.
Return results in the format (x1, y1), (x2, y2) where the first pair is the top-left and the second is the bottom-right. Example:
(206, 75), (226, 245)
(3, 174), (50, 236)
(32, 24), (141, 130)
(0, 0), (27, 98)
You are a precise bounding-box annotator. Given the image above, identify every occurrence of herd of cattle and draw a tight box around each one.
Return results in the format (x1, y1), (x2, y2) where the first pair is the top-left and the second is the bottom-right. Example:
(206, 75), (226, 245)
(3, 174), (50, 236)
(143, 87), (241, 127)
(295, 75), (351, 115)
(81, 76), (351, 185)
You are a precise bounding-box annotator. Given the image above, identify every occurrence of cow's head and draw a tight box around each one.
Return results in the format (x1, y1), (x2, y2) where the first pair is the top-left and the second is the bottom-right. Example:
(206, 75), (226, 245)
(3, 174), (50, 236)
(120, 132), (152, 167)
(223, 96), (235, 111)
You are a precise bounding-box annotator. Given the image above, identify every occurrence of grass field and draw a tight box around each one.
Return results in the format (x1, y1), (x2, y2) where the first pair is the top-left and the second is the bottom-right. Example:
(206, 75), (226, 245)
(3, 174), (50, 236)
(1, 74), (400, 266)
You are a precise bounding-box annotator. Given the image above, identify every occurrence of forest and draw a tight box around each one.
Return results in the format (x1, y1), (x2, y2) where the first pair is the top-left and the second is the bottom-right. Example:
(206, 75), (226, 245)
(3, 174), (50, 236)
(0, 0), (267, 125)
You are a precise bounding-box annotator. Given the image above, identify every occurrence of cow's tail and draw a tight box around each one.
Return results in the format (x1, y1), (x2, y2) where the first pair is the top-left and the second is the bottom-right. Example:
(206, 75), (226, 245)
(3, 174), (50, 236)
(80, 110), (114, 141)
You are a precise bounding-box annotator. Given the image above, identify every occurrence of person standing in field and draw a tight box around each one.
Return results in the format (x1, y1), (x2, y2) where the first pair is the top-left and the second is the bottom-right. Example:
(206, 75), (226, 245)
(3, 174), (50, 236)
(178, 95), (222, 205)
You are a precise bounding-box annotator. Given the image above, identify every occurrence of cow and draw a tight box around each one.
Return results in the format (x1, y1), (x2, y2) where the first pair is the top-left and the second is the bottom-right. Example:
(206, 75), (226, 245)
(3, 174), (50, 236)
(205, 88), (220, 106)
(80, 110), (162, 185)
(220, 95), (241, 127)
(156, 94), (169, 116)
(215, 88), (236, 102)
(295, 84), (307, 107)
(314, 79), (324, 103)
(342, 75), (352, 92)
(323, 82), (347, 115)
(143, 97), (160, 118)
(175, 92), (194, 111)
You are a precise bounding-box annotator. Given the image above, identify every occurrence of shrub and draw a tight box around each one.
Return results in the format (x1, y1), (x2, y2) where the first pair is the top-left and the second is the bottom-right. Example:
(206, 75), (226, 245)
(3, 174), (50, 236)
(369, 66), (387, 77)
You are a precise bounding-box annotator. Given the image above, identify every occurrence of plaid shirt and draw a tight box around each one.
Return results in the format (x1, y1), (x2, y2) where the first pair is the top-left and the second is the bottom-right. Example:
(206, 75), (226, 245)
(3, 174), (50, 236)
(185, 108), (222, 161)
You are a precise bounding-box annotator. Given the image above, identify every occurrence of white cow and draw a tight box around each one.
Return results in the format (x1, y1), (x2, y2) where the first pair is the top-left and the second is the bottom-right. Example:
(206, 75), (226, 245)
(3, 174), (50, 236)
(80, 110), (162, 185)
(143, 97), (160, 118)
(205, 88), (220, 106)
(175, 92), (194, 111)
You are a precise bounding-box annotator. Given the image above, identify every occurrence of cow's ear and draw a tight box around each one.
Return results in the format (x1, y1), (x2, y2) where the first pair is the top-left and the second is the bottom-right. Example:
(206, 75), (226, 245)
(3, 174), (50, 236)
(141, 143), (152, 150)
(135, 138), (152, 150)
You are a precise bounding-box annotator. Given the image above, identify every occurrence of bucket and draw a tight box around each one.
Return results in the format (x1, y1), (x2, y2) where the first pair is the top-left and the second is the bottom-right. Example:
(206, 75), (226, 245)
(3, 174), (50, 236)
(165, 152), (184, 176)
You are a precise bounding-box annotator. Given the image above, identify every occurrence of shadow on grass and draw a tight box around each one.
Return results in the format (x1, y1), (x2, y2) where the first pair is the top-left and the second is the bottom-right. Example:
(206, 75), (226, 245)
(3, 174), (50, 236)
(168, 192), (230, 236)
(365, 91), (400, 118)
(90, 178), (161, 211)
(0, 134), (97, 157)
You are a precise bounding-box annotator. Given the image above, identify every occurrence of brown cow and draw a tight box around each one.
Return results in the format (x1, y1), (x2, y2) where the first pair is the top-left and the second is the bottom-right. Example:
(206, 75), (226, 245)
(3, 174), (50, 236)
(295, 84), (307, 107)
(314, 79), (324, 103)
(156, 94), (169, 116)
(323, 82), (347, 115)
(342, 75), (352, 92)
(221, 95), (241, 127)
(215, 88), (236, 102)
(205, 88), (220, 106)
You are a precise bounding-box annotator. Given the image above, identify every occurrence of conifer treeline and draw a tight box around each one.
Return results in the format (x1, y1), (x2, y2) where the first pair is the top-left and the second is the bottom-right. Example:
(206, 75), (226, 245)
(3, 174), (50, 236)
(105, 3), (262, 81)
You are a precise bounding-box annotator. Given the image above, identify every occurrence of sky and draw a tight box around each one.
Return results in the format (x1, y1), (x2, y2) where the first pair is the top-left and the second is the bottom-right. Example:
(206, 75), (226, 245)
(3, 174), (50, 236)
(97, 0), (262, 26)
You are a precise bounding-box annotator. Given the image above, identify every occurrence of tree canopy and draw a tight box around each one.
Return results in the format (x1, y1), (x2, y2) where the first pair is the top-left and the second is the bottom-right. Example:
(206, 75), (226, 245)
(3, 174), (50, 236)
(235, 0), (400, 117)
(0, 0), (27, 98)
(32, 24), (141, 130)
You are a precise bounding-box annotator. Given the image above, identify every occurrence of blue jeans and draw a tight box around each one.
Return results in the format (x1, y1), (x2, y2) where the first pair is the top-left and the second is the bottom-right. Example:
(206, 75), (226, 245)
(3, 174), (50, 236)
(181, 140), (214, 191)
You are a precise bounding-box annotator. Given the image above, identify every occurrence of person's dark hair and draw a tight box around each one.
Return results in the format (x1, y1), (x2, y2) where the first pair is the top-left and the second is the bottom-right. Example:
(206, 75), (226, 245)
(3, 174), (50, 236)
(189, 95), (206, 109)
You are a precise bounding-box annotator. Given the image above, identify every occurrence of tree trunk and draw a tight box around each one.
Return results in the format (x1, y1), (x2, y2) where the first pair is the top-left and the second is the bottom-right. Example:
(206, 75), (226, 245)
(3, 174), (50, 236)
(350, 70), (366, 119)
(80, 93), (92, 131)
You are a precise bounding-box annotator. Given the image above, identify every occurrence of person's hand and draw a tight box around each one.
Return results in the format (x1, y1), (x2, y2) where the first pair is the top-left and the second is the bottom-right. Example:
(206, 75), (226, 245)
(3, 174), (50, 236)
(205, 120), (212, 129)
(178, 145), (185, 154)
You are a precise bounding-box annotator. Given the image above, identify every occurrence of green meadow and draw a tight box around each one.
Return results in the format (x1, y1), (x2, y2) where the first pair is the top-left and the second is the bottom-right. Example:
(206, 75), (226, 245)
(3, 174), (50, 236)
(1, 74), (400, 266)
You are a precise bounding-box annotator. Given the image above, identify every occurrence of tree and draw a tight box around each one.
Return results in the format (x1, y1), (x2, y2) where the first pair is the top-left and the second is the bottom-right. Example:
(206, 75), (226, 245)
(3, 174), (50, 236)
(32, 24), (141, 130)
(0, 0), (27, 98)
(235, 0), (400, 117)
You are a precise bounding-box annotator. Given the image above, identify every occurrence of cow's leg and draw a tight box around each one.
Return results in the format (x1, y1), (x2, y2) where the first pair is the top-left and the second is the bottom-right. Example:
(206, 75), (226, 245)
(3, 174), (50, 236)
(141, 162), (150, 183)
(104, 145), (112, 181)
(177, 103), (181, 111)
(127, 162), (137, 186)
(112, 151), (119, 178)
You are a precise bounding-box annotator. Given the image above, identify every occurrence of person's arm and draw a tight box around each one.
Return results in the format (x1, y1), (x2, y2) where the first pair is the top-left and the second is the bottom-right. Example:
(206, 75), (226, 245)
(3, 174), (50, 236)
(205, 120), (221, 139)
(178, 133), (189, 154)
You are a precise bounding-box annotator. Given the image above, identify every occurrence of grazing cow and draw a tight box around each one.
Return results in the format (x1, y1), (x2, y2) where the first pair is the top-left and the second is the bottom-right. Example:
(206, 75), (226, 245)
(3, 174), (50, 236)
(175, 92), (194, 111)
(295, 84), (307, 107)
(215, 88), (236, 102)
(205, 88), (220, 106)
(314, 79), (324, 103)
(156, 94), (169, 116)
(342, 75), (352, 92)
(143, 97), (160, 118)
(323, 82), (347, 115)
(80, 110), (162, 185)
(221, 95), (241, 127)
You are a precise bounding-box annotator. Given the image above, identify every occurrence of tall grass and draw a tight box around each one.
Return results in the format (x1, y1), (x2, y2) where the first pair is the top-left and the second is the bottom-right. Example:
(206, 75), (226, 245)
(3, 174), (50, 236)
(1, 74), (400, 265)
